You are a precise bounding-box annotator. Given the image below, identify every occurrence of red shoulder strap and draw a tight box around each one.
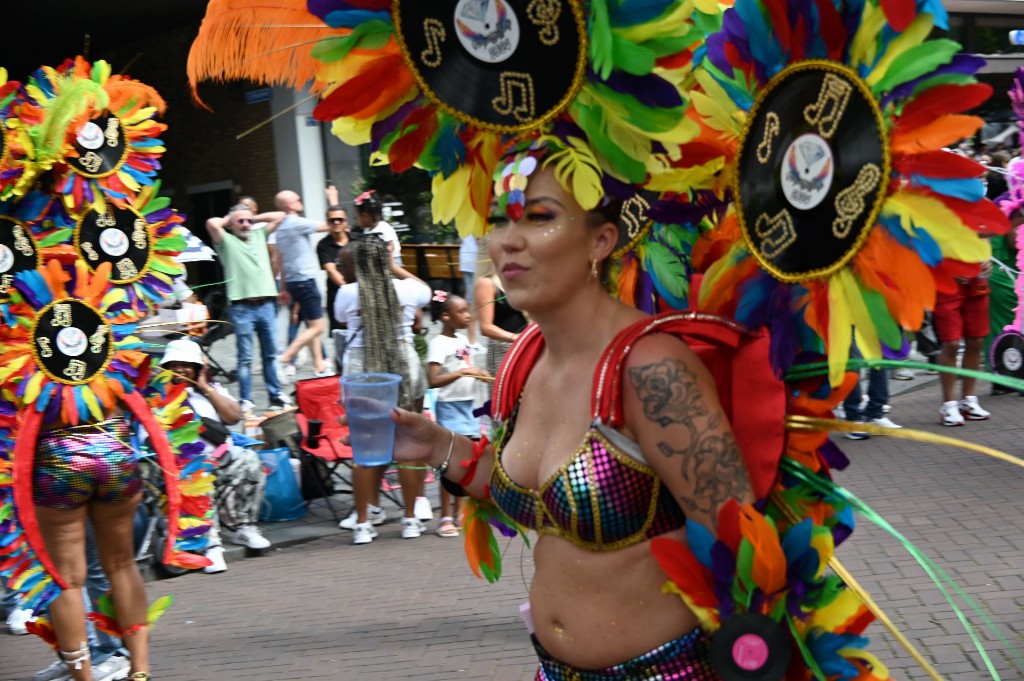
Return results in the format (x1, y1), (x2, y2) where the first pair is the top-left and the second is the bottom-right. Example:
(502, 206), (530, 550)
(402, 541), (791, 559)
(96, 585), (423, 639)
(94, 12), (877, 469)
(491, 323), (544, 421)
(591, 311), (785, 499)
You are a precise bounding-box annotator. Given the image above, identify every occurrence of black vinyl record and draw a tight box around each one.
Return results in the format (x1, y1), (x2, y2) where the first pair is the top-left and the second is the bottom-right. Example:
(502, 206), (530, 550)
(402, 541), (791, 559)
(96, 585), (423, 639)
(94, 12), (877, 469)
(736, 61), (888, 282)
(0, 216), (41, 302)
(75, 204), (152, 284)
(990, 331), (1024, 379)
(612, 190), (658, 259)
(31, 298), (112, 385)
(710, 613), (790, 681)
(394, 0), (585, 132)
(67, 115), (128, 178)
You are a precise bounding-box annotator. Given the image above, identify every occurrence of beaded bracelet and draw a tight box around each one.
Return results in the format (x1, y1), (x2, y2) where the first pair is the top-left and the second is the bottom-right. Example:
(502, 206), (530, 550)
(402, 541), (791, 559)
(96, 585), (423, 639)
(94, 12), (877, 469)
(436, 428), (456, 476)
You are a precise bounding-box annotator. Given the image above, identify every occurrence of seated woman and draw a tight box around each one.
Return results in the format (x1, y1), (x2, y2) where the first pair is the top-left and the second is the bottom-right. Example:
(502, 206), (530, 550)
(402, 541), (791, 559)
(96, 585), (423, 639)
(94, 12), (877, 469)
(365, 161), (754, 677)
(159, 339), (271, 572)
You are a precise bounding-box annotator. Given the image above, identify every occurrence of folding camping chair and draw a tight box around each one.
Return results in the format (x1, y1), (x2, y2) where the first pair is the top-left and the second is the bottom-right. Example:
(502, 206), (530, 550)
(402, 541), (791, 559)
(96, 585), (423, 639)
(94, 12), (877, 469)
(258, 407), (346, 520)
(293, 376), (402, 509)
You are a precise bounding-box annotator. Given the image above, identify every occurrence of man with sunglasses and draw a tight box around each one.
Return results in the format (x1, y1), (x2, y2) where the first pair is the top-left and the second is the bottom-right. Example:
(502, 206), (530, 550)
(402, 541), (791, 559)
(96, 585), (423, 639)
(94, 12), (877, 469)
(206, 204), (290, 412)
(317, 195), (351, 334)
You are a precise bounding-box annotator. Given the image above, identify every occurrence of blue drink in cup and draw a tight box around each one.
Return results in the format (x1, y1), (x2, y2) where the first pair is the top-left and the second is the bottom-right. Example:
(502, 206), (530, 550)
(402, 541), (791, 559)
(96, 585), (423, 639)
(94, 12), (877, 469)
(340, 373), (403, 466)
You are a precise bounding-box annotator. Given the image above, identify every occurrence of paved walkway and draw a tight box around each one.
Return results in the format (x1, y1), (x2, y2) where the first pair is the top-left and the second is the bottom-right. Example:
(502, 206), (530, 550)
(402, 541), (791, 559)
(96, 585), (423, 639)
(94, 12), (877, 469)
(3, 361), (1024, 680)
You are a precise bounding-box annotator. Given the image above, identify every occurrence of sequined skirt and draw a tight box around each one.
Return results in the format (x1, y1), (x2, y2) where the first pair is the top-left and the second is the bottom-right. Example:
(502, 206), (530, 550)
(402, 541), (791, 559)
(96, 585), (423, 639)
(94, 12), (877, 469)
(534, 628), (719, 681)
(33, 417), (142, 509)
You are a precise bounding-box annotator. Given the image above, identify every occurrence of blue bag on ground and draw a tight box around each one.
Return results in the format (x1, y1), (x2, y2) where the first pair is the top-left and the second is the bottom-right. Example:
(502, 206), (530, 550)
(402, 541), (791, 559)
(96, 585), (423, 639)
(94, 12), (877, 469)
(258, 447), (307, 522)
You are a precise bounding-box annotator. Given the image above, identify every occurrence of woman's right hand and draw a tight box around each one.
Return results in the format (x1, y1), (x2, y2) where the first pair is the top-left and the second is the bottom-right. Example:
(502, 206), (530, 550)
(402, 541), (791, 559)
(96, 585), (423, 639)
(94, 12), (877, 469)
(337, 408), (442, 465)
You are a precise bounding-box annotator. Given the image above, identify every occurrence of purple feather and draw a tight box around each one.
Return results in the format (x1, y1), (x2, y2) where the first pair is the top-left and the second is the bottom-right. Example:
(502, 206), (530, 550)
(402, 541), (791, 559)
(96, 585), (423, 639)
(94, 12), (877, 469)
(488, 517), (519, 538)
(371, 99), (420, 150)
(43, 390), (62, 423)
(637, 269), (657, 314)
(881, 336), (910, 359)
(711, 542), (736, 617)
(591, 69), (683, 109)
(818, 440), (850, 471)
(881, 54), (986, 106)
(306, 0), (349, 21)
(145, 207), (174, 223)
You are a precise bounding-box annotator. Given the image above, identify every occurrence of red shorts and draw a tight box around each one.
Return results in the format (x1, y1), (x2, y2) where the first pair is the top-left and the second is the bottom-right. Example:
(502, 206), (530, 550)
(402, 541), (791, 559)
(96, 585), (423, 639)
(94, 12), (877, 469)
(933, 279), (990, 343)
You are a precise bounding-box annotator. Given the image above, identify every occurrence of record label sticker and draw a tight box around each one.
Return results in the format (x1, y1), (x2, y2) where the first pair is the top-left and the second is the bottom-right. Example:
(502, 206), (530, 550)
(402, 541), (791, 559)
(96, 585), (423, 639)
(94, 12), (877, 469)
(76, 121), (105, 150)
(75, 205), (152, 283)
(781, 133), (834, 210)
(735, 61), (888, 283)
(455, 0), (521, 63)
(32, 299), (112, 385)
(0, 217), (41, 301)
(56, 327), (88, 357)
(395, 0), (585, 132)
(1004, 347), (1022, 373)
(733, 634), (770, 671)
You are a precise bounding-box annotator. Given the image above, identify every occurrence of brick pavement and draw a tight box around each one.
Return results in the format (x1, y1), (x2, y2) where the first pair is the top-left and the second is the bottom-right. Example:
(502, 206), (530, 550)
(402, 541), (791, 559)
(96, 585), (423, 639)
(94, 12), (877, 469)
(3, 370), (1024, 680)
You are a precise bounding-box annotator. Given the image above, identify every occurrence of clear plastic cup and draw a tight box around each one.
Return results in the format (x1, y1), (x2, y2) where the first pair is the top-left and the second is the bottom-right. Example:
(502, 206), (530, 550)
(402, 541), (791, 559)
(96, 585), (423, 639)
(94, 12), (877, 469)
(340, 373), (402, 466)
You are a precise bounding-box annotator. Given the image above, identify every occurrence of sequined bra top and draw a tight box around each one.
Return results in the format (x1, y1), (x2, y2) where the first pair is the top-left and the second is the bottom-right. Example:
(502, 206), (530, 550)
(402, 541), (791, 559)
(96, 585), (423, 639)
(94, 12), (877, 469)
(490, 406), (688, 552)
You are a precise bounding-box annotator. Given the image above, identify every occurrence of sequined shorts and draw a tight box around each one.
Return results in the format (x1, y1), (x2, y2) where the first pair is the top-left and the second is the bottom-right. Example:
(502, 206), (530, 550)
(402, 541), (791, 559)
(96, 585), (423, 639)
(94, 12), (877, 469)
(33, 417), (142, 509)
(534, 628), (719, 681)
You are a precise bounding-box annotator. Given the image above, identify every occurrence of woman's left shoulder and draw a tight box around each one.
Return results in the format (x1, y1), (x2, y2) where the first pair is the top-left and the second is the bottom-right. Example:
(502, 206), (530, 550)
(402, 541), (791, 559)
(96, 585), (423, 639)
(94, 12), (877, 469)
(621, 331), (700, 371)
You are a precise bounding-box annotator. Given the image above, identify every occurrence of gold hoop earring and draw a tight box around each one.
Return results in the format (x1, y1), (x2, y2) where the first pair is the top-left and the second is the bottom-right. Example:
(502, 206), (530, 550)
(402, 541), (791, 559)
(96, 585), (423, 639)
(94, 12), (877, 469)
(589, 259), (599, 281)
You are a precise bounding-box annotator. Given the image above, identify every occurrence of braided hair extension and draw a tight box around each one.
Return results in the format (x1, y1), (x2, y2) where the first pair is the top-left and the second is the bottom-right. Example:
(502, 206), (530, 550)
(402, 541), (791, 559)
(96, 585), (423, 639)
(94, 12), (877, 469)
(353, 236), (412, 409)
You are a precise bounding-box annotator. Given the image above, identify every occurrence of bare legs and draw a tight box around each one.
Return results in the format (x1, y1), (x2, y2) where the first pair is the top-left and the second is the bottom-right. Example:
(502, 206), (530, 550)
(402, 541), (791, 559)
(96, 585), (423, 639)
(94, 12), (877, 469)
(939, 338), (984, 402)
(35, 493), (148, 679)
(280, 316), (327, 374)
(91, 494), (148, 675)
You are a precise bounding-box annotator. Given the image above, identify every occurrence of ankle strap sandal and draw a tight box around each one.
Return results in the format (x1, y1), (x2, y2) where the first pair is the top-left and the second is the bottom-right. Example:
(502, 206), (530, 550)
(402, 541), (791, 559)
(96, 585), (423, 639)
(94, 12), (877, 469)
(59, 642), (90, 671)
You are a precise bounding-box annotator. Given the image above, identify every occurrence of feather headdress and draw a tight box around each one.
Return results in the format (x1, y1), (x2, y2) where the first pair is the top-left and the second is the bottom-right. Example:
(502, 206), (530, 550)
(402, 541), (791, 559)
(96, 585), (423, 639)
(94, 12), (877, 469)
(689, 0), (1010, 384)
(189, 0), (714, 235)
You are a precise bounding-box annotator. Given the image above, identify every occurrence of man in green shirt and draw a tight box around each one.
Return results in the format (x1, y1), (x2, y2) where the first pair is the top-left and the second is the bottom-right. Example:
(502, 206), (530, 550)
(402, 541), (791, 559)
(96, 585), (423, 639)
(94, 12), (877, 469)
(207, 204), (289, 412)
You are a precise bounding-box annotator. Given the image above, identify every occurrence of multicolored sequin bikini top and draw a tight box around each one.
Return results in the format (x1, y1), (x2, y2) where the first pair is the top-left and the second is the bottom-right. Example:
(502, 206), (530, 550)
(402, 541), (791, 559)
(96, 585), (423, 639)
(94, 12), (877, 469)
(486, 313), (785, 554)
(490, 404), (687, 552)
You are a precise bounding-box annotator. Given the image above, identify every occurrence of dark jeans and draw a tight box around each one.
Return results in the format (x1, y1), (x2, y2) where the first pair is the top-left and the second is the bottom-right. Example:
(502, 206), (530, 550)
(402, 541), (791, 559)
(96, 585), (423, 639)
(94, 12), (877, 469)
(844, 344), (889, 421)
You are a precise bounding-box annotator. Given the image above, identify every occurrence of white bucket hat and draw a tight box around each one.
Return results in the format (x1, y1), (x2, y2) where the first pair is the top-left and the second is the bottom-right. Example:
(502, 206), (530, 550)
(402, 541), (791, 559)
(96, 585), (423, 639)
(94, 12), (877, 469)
(159, 339), (204, 366)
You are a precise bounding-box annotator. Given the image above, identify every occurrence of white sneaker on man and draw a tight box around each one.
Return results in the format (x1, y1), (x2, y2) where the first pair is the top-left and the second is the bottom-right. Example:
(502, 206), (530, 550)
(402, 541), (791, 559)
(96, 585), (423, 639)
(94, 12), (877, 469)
(959, 396), (991, 421)
(413, 496), (434, 521)
(352, 522), (378, 545)
(892, 367), (915, 380)
(401, 517), (426, 538)
(92, 654), (131, 681)
(6, 607), (33, 635)
(338, 506), (386, 530)
(869, 416), (902, 429)
(203, 546), (227, 574)
(240, 399), (255, 417)
(231, 525), (271, 550)
(940, 400), (965, 426)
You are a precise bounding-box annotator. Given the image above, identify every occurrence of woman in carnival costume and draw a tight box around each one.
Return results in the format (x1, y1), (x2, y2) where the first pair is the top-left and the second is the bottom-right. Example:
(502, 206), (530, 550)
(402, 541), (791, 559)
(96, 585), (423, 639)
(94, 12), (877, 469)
(0, 58), (214, 681)
(189, 0), (1022, 678)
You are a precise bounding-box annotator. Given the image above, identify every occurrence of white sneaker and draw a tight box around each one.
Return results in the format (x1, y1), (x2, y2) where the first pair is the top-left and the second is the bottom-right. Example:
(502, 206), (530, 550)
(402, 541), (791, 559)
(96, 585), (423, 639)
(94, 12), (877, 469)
(92, 654), (130, 681)
(338, 506), (386, 530)
(413, 496), (434, 521)
(940, 400), (965, 426)
(203, 546), (227, 574)
(6, 607), (33, 635)
(401, 517), (425, 538)
(284, 363), (297, 378)
(33, 659), (70, 681)
(892, 367), (915, 380)
(844, 429), (869, 440)
(231, 524), (271, 550)
(959, 396), (991, 421)
(869, 416), (902, 429)
(832, 405), (846, 420)
(240, 399), (255, 417)
(352, 522), (378, 544)
(314, 369), (335, 378)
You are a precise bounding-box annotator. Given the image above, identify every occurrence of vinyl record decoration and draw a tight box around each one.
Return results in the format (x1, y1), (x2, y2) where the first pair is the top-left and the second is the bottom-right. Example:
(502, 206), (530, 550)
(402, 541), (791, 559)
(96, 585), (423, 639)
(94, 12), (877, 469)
(990, 331), (1024, 380)
(66, 114), (129, 179)
(30, 298), (112, 386)
(0, 217), (42, 301)
(393, 0), (586, 132)
(611, 190), (658, 259)
(710, 613), (790, 681)
(75, 204), (152, 284)
(736, 61), (888, 283)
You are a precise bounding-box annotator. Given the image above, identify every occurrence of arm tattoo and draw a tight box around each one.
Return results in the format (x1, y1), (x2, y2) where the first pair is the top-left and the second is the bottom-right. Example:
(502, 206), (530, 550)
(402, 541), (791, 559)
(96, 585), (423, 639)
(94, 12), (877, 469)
(629, 359), (753, 526)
